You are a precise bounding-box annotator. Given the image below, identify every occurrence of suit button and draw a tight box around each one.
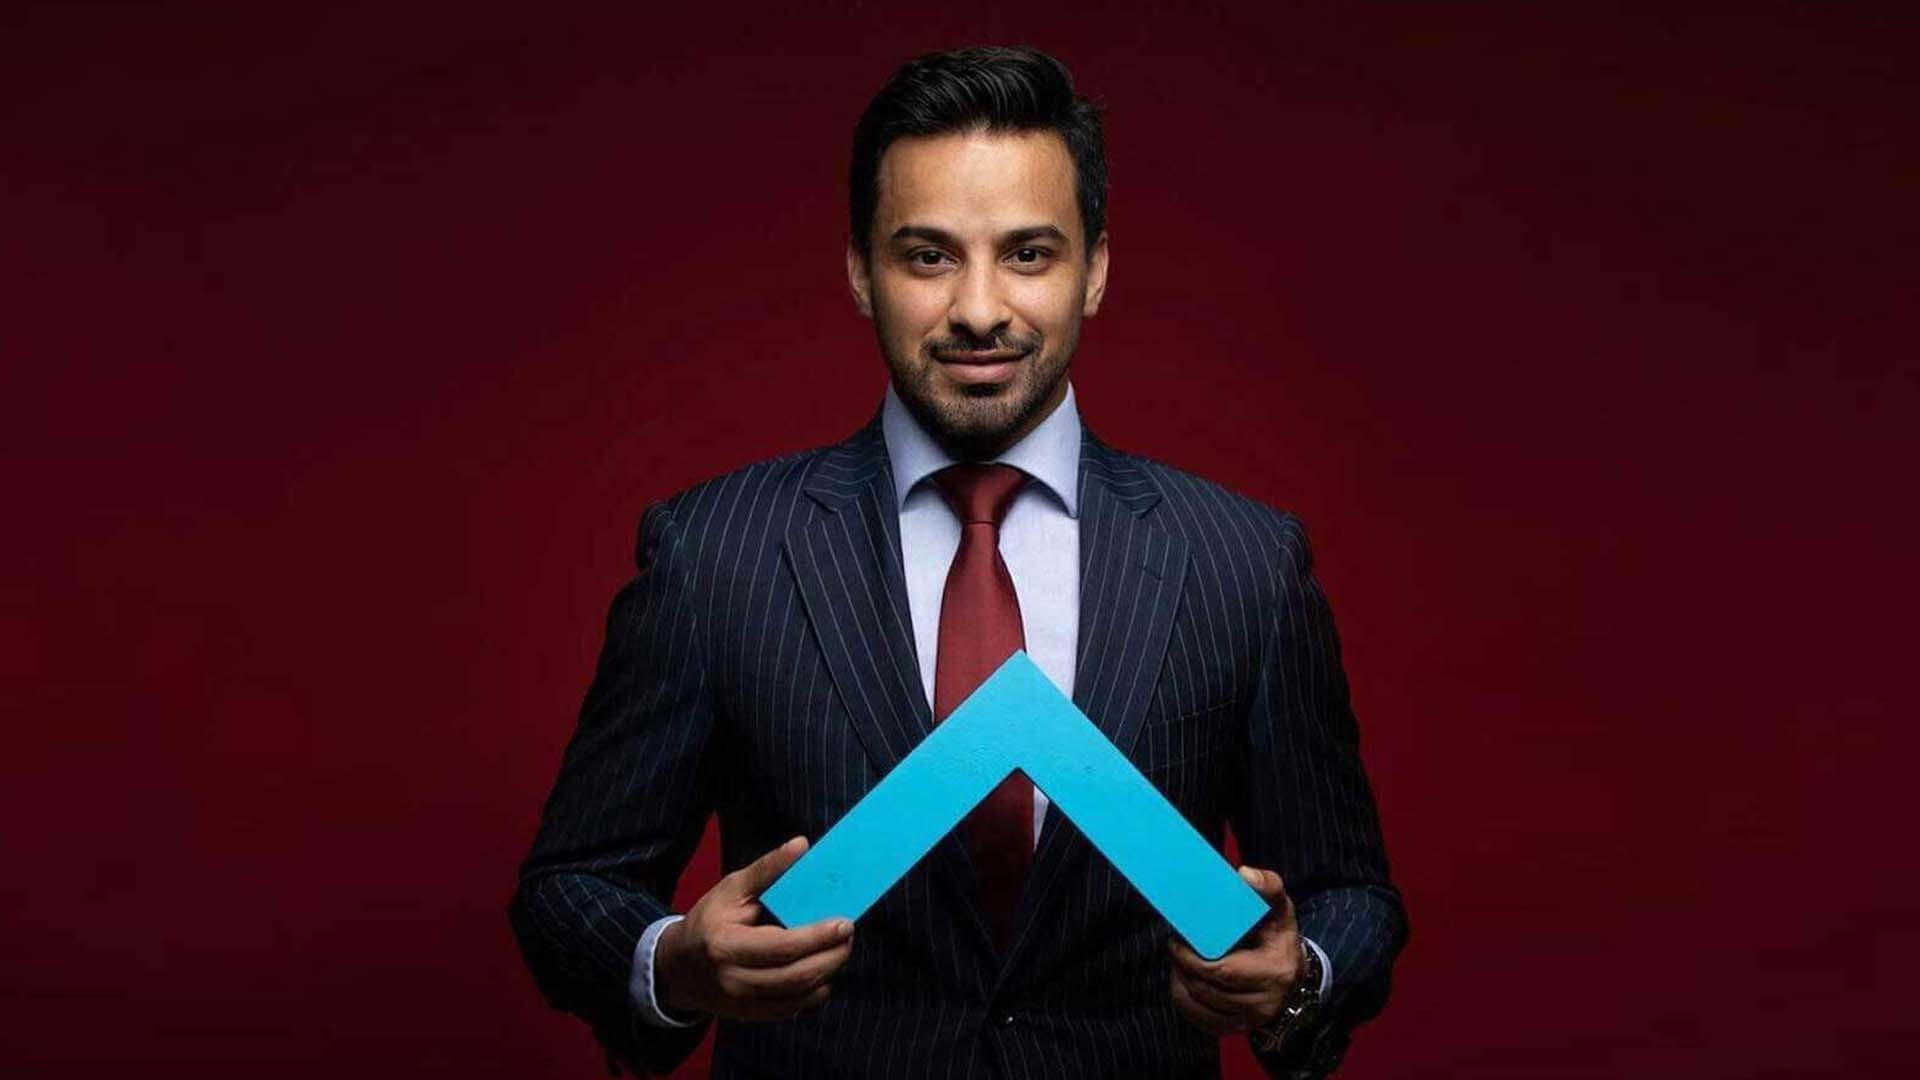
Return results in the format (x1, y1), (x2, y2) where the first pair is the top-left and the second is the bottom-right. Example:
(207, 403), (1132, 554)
(995, 1011), (1016, 1028)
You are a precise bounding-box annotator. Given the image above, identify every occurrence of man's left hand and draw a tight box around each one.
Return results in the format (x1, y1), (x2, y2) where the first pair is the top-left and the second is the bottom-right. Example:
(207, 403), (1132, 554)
(1166, 865), (1301, 1035)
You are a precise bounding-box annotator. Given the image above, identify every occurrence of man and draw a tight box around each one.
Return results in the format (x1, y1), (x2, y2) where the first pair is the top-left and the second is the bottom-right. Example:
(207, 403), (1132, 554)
(509, 46), (1406, 1079)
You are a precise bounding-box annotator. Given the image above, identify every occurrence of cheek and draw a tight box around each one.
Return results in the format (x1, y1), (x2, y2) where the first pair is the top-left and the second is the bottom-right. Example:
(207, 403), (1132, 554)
(883, 316), (937, 359)
(1015, 282), (1081, 335)
(876, 280), (947, 337)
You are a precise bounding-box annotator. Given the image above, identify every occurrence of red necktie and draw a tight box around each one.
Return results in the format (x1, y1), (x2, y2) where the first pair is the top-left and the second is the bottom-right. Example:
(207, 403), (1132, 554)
(931, 462), (1034, 950)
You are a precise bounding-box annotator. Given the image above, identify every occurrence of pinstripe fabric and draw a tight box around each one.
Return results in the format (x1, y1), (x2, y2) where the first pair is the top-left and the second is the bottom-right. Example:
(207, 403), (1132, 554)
(509, 400), (1407, 1078)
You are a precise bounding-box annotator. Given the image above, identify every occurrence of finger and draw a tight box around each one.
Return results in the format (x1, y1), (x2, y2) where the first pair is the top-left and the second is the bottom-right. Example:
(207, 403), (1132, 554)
(729, 836), (810, 898)
(736, 982), (832, 1022)
(1166, 935), (1276, 992)
(724, 917), (855, 968)
(1182, 969), (1272, 1016)
(731, 939), (853, 996)
(1170, 966), (1243, 1035)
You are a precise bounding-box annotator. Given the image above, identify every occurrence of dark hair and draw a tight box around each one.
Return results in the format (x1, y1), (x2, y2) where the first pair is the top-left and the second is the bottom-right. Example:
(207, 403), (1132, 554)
(849, 45), (1107, 261)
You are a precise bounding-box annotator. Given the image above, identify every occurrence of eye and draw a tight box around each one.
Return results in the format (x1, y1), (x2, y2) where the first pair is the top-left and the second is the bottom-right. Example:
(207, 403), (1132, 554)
(1008, 247), (1052, 267)
(909, 249), (952, 269)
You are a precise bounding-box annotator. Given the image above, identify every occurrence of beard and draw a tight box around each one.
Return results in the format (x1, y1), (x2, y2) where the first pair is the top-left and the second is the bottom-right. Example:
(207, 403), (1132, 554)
(878, 318), (1078, 462)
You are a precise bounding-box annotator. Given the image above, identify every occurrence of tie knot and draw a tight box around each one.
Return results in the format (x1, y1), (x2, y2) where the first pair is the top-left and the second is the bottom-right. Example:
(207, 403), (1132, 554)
(931, 462), (1028, 527)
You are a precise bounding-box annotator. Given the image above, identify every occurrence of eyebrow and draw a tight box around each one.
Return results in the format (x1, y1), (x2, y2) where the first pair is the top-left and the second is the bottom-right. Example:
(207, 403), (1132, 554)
(889, 224), (1071, 248)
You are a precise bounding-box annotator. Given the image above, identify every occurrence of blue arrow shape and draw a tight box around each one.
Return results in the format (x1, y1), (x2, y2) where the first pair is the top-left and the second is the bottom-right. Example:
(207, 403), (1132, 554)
(759, 650), (1270, 960)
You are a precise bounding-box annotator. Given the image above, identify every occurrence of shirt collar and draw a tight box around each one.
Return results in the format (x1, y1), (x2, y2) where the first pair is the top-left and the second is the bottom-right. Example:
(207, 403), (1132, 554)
(881, 376), (1082, 519)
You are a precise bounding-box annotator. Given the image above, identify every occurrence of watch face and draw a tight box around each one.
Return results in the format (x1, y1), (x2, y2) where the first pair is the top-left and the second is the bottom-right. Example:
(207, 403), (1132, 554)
(1255, 944), (1325, 1053)
(1296, 943), (1323, 1003)
(1253, 1024), (1292, 1053)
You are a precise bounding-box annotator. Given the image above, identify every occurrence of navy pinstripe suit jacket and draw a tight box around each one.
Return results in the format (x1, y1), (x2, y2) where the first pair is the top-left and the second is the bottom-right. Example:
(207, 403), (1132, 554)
(509, 403), (1407, 1078)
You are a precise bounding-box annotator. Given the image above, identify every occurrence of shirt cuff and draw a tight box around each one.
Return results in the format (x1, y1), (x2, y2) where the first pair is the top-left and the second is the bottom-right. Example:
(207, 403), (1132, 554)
(631, 914), (704, 1028)
(1301, 935), (1333, 998)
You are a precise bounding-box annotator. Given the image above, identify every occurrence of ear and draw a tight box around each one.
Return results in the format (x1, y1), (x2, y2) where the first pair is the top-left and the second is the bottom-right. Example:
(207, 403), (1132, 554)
(1082, 228), (1110, 317)
(846, 236), (874, 319)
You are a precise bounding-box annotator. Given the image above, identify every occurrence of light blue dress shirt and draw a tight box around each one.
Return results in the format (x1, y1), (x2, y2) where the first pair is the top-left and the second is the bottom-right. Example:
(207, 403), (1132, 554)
(630, 378), (1327, 1027)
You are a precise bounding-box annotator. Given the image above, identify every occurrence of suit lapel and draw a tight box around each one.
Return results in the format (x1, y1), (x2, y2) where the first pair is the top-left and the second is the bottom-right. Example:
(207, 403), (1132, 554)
(993, 425), (1191, 992)
(781, 409), (998, 960)
(783, 412), (930, 772)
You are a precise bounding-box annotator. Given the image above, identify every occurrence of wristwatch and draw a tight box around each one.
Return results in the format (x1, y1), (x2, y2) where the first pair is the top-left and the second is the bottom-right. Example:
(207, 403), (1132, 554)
(1251, 937), (1324, 1054)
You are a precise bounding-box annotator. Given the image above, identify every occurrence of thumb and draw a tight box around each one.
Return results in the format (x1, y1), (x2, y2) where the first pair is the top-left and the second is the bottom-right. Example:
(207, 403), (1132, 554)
(1237, 865), (1288, 904)
(731, 835), (810, 899)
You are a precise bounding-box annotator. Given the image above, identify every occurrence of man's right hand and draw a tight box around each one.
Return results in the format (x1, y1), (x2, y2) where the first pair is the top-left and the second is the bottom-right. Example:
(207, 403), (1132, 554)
(655, 835), (856, 1022)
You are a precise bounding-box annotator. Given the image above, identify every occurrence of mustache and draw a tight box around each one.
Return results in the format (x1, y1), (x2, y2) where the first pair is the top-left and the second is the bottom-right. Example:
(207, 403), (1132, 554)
(927, 332), (1039, 358)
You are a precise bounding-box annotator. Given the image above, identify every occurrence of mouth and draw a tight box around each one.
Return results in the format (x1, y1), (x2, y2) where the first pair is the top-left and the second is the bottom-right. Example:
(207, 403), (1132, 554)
(934, 348), (1031, 385)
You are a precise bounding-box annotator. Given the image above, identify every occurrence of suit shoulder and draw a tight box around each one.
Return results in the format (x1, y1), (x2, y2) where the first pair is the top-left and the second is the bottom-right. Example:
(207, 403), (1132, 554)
(656, 445), (823, 516)
(1123, 450), (1311, 566)
(634, 441), (837, 567)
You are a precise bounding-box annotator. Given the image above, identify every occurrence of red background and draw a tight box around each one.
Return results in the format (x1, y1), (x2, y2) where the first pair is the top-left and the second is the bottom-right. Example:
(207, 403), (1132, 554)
(5, 4), (1915, 1076)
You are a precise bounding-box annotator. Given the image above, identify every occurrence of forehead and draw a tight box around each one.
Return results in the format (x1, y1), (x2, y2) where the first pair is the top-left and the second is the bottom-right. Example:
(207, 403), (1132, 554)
(874, 128), (1079, 241)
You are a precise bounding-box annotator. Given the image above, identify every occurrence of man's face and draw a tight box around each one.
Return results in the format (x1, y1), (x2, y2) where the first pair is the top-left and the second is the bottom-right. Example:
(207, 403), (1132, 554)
(847, 128), (1109, 460)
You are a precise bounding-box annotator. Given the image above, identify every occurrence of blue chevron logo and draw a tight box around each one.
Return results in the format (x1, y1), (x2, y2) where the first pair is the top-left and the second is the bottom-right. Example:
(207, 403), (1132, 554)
(759, 650), (1269, 960)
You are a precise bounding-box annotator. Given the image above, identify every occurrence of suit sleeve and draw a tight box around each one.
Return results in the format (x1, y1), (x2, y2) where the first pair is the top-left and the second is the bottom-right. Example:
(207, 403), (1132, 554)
(508, 499), (718, 1076)
(1231, 512), (1409, 1079)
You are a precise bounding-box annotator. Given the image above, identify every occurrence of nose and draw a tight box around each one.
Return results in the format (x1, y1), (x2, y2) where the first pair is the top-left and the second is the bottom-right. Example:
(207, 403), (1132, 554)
(946, 259), (1012, 342)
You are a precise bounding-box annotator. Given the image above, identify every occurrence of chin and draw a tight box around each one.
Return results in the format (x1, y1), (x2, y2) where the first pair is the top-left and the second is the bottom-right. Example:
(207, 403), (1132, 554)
(952, 379), (1016, 399)
(893, 352), (1060, 451)
(936, 392), (1043, 451)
